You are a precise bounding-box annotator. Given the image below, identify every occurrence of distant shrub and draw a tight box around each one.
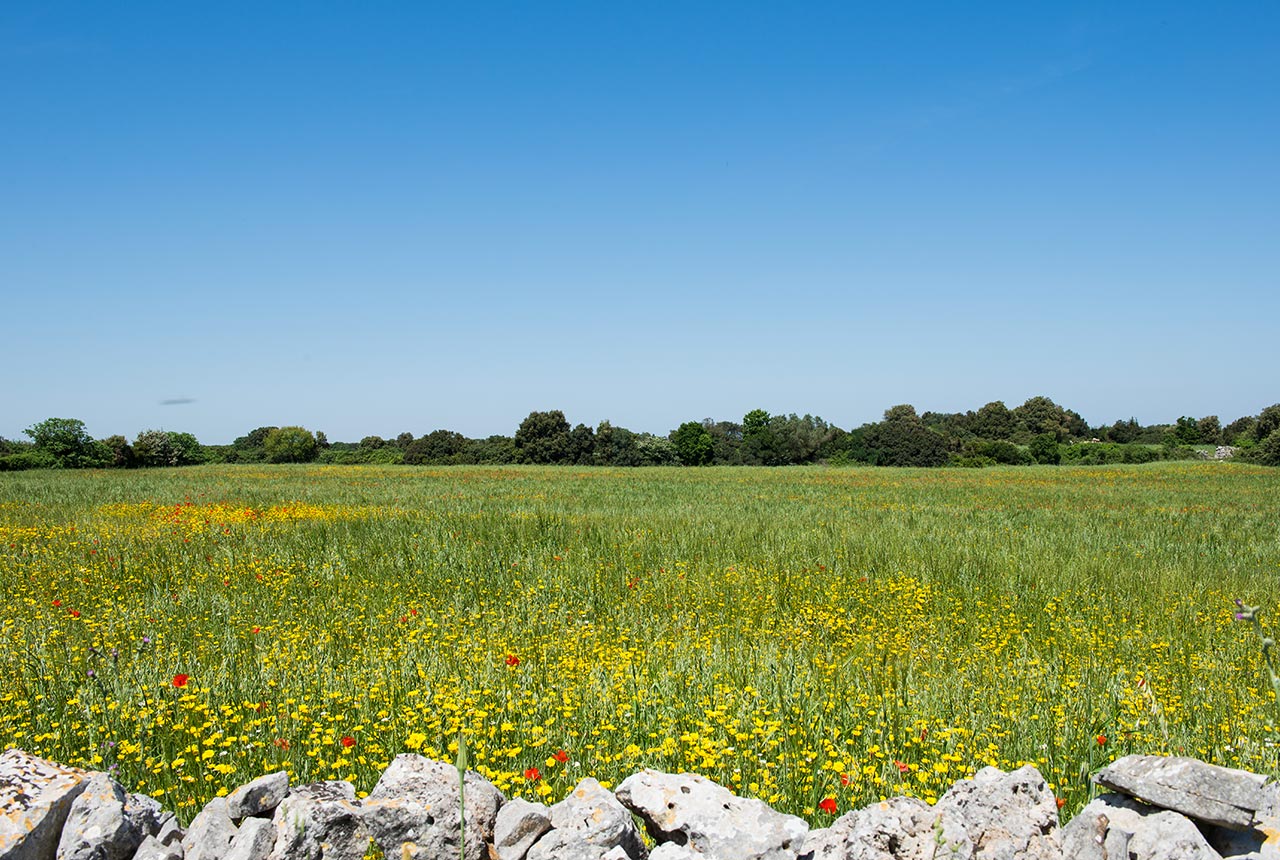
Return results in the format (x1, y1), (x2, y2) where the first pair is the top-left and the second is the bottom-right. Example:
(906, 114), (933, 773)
(0, 450), (57, 471)
(951, 455), (997, 468)
(967, 439), (1034, 465)
(1245, 429), (1280, 467)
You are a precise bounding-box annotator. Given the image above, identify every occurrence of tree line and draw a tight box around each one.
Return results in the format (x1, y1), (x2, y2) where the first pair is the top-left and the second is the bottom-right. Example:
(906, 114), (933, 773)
(4, 397), (1280, 472)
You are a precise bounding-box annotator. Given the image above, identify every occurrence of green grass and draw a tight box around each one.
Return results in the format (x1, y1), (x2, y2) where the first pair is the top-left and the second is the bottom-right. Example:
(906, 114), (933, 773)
(1, 461), (1277, 822)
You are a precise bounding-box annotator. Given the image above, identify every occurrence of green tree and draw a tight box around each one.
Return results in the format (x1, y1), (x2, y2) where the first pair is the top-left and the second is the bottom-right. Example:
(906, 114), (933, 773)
(263, 426), (319, 463)
(671, 421), (714, 466)
(1173, 416), (1202, 445)
(883, 404), (920, 423)
(1255, 405), (1280, 442)
(1029, 433), (1061, 465)
(24, 418), (105, 468)
(1245, 429), (1280, 466)
(970, 402), (1015, 440)
(862, 420), (948, 467)
(514, 411), (572, 464)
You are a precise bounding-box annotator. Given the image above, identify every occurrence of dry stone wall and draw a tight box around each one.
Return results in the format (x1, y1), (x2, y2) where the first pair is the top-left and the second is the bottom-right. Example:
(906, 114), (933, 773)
(3, 746), (1278, 860)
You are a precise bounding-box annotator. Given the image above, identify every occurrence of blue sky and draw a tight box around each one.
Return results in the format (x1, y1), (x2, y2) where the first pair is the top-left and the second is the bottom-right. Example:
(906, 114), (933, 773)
(3, 2), (1277, 443)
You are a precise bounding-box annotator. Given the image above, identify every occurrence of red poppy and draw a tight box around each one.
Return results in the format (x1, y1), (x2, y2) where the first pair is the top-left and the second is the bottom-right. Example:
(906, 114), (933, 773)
(251, 626), (261, 634)
(505, 654), (520, 667)
(818, 797), (838, 814)
(69, 609), (81, 618)
(52, 599), (62, 607)
(341, 736), (356, 749)
(839, 773), (851, 787)
(524, 767), (541, 781)
(1096, 734), (1107, 746)
(894, 760), (910, 774)
(172, 674), (190, 688)
(1056, 797), (1066, 809)
(553, 749), (569, 763)
(273, 738), (290, 750)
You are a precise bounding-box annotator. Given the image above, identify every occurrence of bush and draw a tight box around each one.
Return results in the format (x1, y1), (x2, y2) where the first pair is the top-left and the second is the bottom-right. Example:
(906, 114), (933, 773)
(967, 439), (1033, 465)
(0, 450), (57, 471)
(1245, 429), (1280, 467)
(263, 427), (319, 463)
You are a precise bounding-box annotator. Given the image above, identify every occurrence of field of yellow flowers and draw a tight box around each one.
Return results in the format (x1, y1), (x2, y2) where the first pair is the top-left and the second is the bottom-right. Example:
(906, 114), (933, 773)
(2, 462), (1278, 823)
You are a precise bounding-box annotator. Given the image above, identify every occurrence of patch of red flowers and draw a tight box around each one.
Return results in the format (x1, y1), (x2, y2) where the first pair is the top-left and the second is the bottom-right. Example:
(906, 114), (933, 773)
(894, 760), (910, 774)
(172, 674), (190, 688)
(1096, 734), (1107, 746)
(818, 797), (838, 815)
(505, 654), (520, 667)
(341, 736), (355, 749)
(273, 738), (290, 750)
(524, 767), (541, 781)
(553, 749), (569, 764)
(68, 609), (81, 618)
(839, 773), (851, 787)
(52, 599), (62, 607)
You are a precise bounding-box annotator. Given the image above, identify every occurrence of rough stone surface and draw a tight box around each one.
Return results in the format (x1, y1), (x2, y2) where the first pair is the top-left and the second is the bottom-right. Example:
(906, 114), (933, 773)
(56, 774), (162, 860)
(1097, 754), (1272, 830)
(225, 774), (289, 822)
(0, 748), (90, 860)
(153, 814), (183, 848)
(647, 846), (700, 860)
(799, 796), (973, 860)
(130, 835), (183, 860)
(526, 778), (647, 860)
(360, 754), (504, 860)
(1061, 793), (1220, 860)
(935, 765), (1061, 860)
(494, 798), (552, 860)
(617, 770), (807, 860)
(224, 817), (274, 860)
(268, 782), (368, 860)
(181, 797), (238, 860)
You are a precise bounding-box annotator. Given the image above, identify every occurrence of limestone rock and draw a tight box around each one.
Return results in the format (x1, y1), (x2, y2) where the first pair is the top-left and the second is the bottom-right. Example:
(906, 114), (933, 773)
(616, 770), (807, 860)
(130, 835), (183, 860)
(182, 797), (238, 860)
(361, 754), (503, 860)
(494, 798), (552, 860)
(225, 775), (289, 822)
(1097, 755), (1272, 830)
(154, 814), (183, 848)
(526, 778), (646, 860)
(935, 765), (1060, 860)
(648, 847), (700, 860)
(799, 796), (972, 860)
(268, 782), (367, 860)
(57, 773), (162, 860)
(224, 818), (274, 860)
(0, 748), (90, 860)
(1061, 793), (1220, 860)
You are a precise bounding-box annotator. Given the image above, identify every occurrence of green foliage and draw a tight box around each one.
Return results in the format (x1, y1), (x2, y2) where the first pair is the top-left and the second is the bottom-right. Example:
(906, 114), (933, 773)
(1244, 429), (1280, 467)
(263, 427), (319, 463)
(101, 435), (137, 468)
(1029, 433), (1061, 465)
(133, 430), (206, 467)
(514, 411), (572, 464)
(971, 401), (1016, 440)
(24, 417), (107, 468)
(0, 450), (57, 471)
(1060, 442), (1163, 465)
(966, 439), (1034, 466)
(404, 430), (470, 465)
(1173, 416), (1202, 445)
(862, 420), (949, 467)
(671, 421), (714, 466)
(1255, 405), (1280, 443)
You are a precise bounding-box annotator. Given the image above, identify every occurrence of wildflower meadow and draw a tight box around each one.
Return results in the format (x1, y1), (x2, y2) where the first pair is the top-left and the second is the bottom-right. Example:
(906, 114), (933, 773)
(1, 462), (1277, 823)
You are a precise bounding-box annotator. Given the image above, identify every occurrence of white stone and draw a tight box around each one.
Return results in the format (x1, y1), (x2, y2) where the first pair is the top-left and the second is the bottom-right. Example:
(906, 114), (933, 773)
(267, 782), (368, 860)
(935, 766), (1061, 860)
(1061, 793), (1220, 860)
(616, 770), (807, 860)
(225, 774), (289, 822)
(182, 797), (238, 860)
(0, 749), (90, 860)
(494, 798), (551, 860)
(799, 796), (972, 860)
(361, 755), (503, 860)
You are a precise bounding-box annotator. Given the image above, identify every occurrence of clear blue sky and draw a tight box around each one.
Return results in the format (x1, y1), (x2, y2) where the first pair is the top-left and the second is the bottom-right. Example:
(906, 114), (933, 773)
(3, 2), (1277, 443)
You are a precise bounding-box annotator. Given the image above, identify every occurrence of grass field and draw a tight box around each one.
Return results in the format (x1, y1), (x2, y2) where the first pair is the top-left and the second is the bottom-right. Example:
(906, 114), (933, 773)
(2, 462), (1278, 823)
